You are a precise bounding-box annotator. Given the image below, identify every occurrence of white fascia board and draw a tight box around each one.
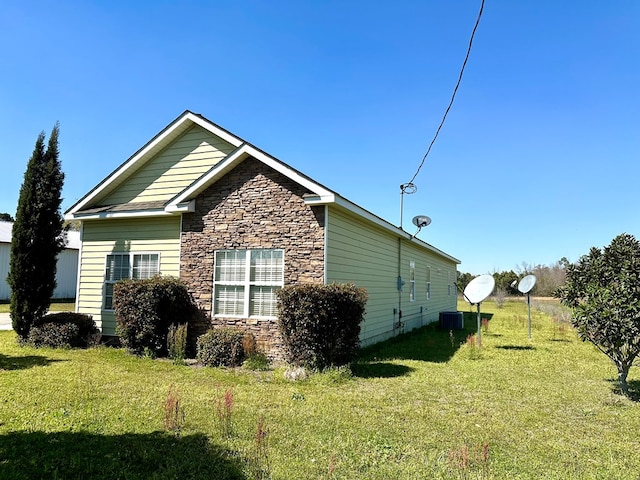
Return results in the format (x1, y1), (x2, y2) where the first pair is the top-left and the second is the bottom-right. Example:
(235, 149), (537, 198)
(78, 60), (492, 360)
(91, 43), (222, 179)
(245, 145), (335, 199)
(187, 113), (243, 148)
(165, 200), (196, 213)
(168, 144), (335, 209)
(68, 210), (177, 221)
(66, 112), (243, 216)
(324, 196), (461, 265)
(169, 146), (250, 206)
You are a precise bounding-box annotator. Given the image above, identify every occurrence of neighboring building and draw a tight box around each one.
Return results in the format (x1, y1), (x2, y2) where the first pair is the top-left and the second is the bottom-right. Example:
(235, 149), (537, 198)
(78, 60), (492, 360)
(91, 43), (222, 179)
(64, 111), (460, 356)
(0, 221), (80, 300)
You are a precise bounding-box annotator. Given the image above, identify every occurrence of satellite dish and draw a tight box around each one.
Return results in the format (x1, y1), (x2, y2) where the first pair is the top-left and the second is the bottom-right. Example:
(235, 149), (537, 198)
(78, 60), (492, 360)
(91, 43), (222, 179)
(518, 274), (537, 294)
(464, 274), (495, 304)
(412, 215), (432, 228)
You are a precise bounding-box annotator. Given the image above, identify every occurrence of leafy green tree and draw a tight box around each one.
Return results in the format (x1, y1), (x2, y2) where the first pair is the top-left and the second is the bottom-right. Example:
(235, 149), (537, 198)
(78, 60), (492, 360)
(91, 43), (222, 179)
(0, 212), (14, 222)
(8, 124), (65, 340)
(556, 233), (640, 396)
(493, 270), (519, 294)
(456, 272), (474, 293)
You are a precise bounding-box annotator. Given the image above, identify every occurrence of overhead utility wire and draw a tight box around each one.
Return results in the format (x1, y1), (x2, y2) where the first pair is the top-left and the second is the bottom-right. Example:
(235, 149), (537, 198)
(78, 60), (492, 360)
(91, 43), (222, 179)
(406, 0), (485, 186)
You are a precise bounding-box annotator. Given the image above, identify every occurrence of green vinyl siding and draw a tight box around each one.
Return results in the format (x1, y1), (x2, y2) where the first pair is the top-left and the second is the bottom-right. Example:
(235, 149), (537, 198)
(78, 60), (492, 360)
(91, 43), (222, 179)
(77, 216), (181, 334)
(325, 206), (457, 346)
(100, 125), (235, 205)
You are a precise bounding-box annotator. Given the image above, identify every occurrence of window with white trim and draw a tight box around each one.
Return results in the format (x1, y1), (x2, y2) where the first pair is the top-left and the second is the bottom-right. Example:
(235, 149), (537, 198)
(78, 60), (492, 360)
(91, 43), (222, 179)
(214, 249), (284, 318)
(409, 261), (416, 302)
(104, 252), (160, 310)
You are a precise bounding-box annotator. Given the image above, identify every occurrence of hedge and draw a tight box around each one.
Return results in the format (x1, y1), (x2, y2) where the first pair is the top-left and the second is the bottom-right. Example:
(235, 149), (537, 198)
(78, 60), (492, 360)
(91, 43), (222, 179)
(277, 283), (367, 369)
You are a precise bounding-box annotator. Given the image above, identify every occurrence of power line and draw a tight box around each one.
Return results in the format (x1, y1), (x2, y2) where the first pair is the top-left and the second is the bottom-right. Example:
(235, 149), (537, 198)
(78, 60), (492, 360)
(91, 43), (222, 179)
(406, 0), (485, 186)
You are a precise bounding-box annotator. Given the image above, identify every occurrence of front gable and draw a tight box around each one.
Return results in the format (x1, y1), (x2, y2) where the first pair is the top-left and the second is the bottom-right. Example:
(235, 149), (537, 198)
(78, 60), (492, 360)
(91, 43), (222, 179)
(99, 125), (236, 206)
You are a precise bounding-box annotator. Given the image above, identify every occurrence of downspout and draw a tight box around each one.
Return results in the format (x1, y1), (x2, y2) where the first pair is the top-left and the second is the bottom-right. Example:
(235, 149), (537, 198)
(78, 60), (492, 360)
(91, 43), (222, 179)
(396, 236), (403, 333)
(74, 221), (84, 313)
(323, 205), (328, 285)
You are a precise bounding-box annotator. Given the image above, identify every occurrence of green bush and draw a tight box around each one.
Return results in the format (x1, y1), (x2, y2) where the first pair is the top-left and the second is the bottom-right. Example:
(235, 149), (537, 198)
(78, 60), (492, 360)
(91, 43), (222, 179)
(27, 312), (99, 349)
(114, 276), (198, 357)
(277, 283), (367, 369)
(167, 323), (188, 365)
(196, 328), (246, 367)
(243, 352), (270, 371)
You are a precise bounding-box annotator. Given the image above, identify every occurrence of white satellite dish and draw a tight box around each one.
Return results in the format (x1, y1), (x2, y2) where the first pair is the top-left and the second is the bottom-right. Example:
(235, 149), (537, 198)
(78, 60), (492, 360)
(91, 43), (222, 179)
(463, 274), (495, 304)
(412, 215), (432, 228)
(518, 274), (537, 294)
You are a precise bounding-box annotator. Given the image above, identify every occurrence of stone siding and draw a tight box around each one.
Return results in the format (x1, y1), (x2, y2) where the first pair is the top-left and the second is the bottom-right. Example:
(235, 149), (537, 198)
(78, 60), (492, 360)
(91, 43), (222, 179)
(180, 157), (325, 359)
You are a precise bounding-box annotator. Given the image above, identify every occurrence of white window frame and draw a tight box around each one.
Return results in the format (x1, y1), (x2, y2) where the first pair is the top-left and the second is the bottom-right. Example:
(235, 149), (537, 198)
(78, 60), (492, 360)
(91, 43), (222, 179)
(103, 252), (160, 310)
(409, 261), (416, 302)
(213, 249), (284, 319)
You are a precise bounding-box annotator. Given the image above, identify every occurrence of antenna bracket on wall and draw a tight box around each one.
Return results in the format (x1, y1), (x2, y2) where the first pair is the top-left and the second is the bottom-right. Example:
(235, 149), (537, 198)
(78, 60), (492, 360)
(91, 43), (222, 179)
(409, 215), (432, 239)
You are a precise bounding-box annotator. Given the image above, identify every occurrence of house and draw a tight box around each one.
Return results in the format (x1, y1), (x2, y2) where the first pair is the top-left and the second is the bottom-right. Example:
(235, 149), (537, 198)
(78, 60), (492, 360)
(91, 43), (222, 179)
(0, 221), (81, 300)
(64, 111), (460, 356)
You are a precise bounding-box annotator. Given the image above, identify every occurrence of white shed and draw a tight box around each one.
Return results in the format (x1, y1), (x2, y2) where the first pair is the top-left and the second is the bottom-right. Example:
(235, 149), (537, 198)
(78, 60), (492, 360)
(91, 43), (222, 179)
(0, 221), (80, 300)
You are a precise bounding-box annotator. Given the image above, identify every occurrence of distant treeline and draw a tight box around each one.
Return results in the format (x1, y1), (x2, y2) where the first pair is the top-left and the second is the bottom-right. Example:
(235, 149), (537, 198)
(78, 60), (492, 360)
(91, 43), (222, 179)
(457, 259), (569, 298)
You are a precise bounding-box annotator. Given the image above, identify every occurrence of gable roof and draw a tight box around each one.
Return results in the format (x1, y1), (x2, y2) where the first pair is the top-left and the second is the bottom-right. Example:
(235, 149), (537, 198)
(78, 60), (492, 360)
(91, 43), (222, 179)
(65, 111), (459, 264)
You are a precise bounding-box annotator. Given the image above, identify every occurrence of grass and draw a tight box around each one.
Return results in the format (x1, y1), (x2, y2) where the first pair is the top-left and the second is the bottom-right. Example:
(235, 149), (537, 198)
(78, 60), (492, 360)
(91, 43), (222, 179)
(0, 300), (76, 314)
(1, 299), (639, 478)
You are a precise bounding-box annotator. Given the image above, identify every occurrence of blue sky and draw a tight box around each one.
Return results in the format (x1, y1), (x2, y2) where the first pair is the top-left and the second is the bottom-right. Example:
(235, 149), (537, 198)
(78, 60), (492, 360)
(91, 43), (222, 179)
(1, 1), (638, 275)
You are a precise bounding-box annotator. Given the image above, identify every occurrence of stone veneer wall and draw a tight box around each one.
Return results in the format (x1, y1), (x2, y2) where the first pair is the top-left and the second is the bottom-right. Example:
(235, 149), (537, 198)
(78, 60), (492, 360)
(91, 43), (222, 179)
(180, 157), (325, 359)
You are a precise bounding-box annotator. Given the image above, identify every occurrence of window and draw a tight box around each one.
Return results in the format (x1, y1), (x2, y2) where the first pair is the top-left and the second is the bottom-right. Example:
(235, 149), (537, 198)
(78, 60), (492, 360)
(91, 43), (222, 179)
(409, 261), (416, 302)
(104, 252), (159, 310)
(426, 266), (431, 301)
(214, 249), (284, 318)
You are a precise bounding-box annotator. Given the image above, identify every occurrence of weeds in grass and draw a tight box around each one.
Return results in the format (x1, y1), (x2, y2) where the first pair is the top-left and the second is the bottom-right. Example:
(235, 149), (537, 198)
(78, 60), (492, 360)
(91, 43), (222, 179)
(243, 352), (270, 371)
(167, 323), (188, 365)
(449, 330), (455, 348)
(163, 384), (185, 436)
(243, 333), (257, 357)
(481, 318), (489, 334)
(493, 286), (507, 309)
(247, 416), (270, 480)
(326, 452), (337, 479)
(447, 442), (490, 479)
(465, 334), (481, 359)
(215, 387), (234, 439)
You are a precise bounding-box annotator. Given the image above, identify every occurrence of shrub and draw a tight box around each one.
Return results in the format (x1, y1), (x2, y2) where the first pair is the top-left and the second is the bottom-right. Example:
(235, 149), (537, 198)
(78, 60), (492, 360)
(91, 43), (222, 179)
(196, 328), (246, 367)
(114, 276), (198, 357)
(167, 323), (188, 365)
(243, 352), (270, 371)
(27, 312), (99, 349)
(277, 283), (367, 369)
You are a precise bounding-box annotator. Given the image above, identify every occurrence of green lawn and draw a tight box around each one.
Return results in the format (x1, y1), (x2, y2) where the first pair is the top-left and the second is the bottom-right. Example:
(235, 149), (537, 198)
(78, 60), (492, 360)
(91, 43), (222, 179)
(0, 300), (75, 314)
(1, 299), (639, 479)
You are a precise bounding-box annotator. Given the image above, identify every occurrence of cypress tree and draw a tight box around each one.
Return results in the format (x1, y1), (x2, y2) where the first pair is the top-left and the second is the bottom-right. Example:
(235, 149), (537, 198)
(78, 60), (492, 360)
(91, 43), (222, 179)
(8, 123), (65, 340)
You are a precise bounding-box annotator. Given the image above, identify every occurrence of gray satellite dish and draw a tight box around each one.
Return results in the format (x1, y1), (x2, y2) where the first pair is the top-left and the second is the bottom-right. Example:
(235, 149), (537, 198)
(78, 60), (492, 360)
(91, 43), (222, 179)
(463, 274), (495, 304)
(412, 215), (432, 228)
(518, 274), (537, 294)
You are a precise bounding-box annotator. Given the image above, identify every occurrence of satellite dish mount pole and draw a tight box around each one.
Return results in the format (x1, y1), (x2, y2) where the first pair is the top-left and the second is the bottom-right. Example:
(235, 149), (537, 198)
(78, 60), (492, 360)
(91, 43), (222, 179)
(476, 302), (482, 348)
(517, 275), (537, 341)
(527, 291), (532, 340)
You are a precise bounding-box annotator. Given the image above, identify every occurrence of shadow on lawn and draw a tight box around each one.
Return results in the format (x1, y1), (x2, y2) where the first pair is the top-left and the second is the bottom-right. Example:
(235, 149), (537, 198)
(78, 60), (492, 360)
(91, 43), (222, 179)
(354, 322), (476, 371)
(0, 353), (62, 370)
(608, 379), (640, 402)
(495, 345), (535, 351)
(0, 431), (246, 479)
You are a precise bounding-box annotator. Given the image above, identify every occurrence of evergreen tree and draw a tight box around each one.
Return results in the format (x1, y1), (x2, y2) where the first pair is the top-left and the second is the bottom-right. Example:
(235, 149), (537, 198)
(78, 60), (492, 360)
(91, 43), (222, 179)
(8, 123), (65, 340)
